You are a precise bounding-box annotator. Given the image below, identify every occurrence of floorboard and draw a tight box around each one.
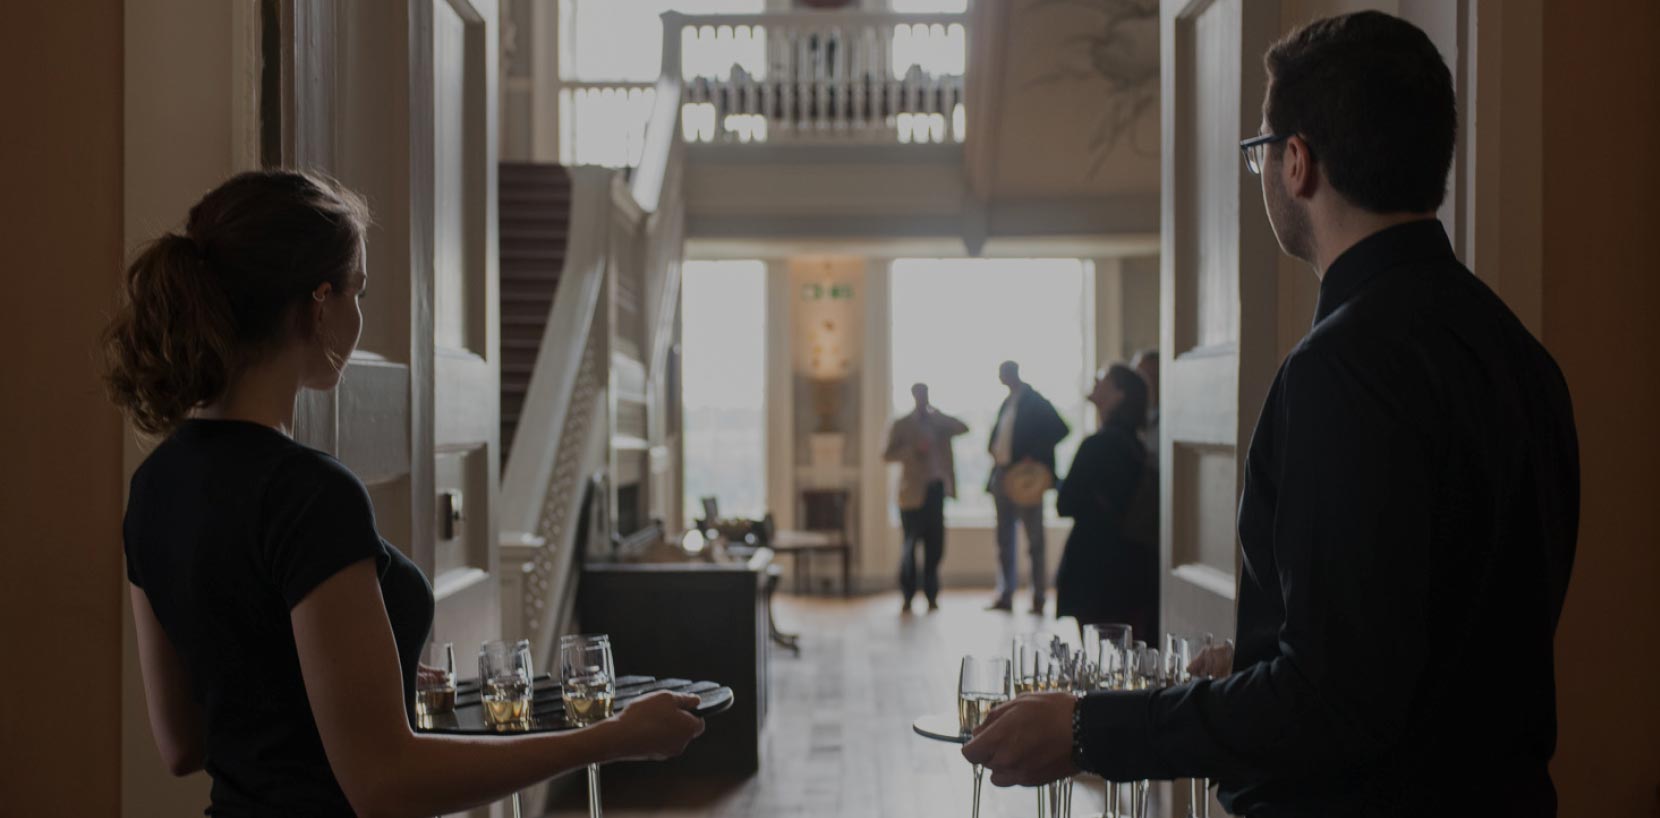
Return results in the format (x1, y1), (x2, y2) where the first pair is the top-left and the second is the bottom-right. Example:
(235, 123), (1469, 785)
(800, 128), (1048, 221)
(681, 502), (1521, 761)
(542, 588), (1116, 818)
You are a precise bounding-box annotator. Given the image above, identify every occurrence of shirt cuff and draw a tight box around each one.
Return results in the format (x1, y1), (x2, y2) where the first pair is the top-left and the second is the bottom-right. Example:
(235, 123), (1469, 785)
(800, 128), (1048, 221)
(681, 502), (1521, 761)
(1077, 689), (1157, 780)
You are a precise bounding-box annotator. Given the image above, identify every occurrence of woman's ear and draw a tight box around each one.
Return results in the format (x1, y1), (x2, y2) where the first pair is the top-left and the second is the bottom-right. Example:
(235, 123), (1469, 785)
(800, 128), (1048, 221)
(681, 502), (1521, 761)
(306, 283), (333, 338)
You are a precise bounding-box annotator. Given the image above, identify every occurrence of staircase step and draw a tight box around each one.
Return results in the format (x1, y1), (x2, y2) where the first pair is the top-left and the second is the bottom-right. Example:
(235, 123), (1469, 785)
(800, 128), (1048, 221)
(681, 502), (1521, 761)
(498, 161), (573, 468)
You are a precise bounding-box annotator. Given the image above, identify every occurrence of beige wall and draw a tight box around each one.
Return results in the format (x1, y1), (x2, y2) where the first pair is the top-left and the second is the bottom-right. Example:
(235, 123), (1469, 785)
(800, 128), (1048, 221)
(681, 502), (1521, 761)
(985, 0), (1161, 198)
(1541, 0), (1660, 812)
(0, 3), (127, 814)
(119, 1), (242, 813)
(1118, 255), (1161, 360)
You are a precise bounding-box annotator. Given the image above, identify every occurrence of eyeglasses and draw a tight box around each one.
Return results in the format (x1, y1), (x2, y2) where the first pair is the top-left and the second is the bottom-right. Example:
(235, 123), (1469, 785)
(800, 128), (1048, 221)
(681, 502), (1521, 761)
(1239, 132), (1291, 175)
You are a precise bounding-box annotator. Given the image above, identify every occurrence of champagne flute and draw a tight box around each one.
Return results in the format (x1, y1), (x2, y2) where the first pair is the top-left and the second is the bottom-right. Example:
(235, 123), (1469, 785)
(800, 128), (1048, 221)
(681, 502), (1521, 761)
(959, 655), (1012, 818)
(1076, 626), (1135, 818)
(1164, 633), (1212, 818)
(1096, 627), (1133, 818)
(1186, 636), (1229, 818)
(1013, 635), (1056, 818)
(1082, 623), (1133, 690)
(560, 634), (616, 818)
(478, 639), (534, 732)
(1054, 637), (1090, 818)
(1127, 641), (1163, 818)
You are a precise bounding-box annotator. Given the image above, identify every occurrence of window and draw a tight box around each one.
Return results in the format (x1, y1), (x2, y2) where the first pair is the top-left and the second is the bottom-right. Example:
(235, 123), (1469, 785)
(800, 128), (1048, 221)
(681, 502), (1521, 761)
(557, 0), (764, 166)
(560, 0), (764, 83)
(680, 261), (767, 527)
(889, 259), (1094, 525)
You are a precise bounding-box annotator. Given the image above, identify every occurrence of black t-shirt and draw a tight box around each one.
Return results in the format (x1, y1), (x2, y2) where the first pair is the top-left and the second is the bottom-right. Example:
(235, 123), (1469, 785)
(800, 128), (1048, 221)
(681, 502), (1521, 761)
(125, 419), (434, 816)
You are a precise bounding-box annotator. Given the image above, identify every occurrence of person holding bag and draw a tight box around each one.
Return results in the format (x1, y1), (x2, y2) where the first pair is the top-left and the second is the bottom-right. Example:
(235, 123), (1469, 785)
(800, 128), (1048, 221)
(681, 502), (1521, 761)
(984, 360), (1070, 614)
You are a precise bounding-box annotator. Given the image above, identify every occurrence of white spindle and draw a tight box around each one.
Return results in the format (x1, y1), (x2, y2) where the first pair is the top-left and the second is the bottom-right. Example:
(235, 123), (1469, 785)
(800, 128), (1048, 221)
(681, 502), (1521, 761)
(661, 12), (684, 83)
(779, 23), (794, 140)
(856, 25), (869, 135)
(642, 11), (967, 146)
(796, 24), (812, 139)
(743, 26), (758, 122)
(758, 25), (775, 135)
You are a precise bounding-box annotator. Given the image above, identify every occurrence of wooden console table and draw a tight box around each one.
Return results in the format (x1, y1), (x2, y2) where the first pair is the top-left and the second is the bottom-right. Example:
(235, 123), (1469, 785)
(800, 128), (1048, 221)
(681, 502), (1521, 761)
(577, 549), (772, 775)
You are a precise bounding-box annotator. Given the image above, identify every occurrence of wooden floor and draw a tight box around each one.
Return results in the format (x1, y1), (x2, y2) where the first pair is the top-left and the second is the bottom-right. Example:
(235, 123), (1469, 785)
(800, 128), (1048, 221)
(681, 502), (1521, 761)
(545, 588), (1112, 818)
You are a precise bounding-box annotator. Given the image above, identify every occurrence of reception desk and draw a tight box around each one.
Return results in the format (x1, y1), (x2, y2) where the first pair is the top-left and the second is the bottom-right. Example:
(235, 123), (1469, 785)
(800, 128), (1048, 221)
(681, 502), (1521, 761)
(576, 548), (772, 776)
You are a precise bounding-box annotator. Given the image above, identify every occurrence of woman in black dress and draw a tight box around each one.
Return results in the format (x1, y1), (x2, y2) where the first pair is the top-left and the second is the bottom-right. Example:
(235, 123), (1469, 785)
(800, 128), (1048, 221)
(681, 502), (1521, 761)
(1054, 364), (1157, 639)
(108, 170), (704, 816)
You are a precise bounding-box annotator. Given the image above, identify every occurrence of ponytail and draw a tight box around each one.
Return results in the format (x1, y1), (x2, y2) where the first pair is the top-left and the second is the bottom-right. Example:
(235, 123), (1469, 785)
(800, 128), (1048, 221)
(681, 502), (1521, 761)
(102, 234), (240, 435)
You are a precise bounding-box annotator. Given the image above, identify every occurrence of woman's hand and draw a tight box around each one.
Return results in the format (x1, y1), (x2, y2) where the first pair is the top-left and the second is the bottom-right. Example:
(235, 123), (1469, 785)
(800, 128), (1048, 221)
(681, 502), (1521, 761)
(416, 663), (450, 687)
(605, 691), (706, 761)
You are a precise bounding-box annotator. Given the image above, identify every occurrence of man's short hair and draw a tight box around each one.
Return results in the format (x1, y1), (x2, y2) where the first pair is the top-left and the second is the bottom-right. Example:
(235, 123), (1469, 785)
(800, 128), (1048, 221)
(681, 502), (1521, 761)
(1264, 11), (1456, 214)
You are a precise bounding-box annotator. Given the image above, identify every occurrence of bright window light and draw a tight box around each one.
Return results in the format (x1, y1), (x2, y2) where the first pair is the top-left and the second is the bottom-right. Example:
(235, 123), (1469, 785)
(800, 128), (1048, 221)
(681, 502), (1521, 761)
(560, 86), (656, 167)
(890, 23), (967, 78)
(562, 0), (764, 82)
(681, 261), (768, 527)
(889, 0), (968, 11)
(889, 259), (1094, 525)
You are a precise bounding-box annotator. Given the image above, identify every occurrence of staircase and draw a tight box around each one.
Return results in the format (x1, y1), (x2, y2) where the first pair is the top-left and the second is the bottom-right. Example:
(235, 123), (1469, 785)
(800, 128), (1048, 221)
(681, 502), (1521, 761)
(498, 162), (573, 456)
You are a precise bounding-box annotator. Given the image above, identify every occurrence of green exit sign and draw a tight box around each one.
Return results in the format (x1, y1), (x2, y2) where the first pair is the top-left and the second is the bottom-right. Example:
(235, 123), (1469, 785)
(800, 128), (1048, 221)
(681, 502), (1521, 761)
(801, 282), (856, 301)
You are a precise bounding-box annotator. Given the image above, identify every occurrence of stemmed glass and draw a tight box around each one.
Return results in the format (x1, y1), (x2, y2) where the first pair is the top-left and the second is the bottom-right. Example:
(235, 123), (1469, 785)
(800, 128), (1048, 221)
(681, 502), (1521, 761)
(1127, 641), (1164, 817)
(1083, 623), (1133, 692)
(959, 655), (1012, 818)
(1176, 635), (1230, 818)
(1081, 623), (1132, 818)
(560, 634), (617, 818)
(478, 639), (534, 732)
(1053, 637), (1092, 818)
(1165, 633), (1213, 818)
(1013, 635), (1057, 818)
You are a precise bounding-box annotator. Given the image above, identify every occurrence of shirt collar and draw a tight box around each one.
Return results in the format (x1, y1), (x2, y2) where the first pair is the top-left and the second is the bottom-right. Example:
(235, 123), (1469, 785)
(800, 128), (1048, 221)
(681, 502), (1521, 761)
(1314, 218), (1454, 324)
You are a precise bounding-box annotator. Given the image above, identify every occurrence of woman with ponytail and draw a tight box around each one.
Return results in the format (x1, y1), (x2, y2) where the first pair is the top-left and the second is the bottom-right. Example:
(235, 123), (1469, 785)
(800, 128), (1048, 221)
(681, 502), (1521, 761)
(107, 170), (703, 817)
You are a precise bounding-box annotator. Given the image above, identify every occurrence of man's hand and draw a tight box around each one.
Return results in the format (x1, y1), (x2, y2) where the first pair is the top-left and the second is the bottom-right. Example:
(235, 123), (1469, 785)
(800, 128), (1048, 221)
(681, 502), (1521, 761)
(961, 692), (1078, 788)
(1188, 641), (1234, 679)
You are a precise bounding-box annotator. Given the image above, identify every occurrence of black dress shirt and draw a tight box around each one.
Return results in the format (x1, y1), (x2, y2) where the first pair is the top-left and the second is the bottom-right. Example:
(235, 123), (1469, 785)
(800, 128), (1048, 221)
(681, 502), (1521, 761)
(1076, 220), (1579, 817)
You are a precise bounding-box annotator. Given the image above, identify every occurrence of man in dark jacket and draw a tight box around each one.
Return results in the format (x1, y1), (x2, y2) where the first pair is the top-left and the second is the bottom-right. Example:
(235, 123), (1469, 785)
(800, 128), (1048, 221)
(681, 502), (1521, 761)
(985, 360), (1070, 613)
(963, 12), (1577, 817)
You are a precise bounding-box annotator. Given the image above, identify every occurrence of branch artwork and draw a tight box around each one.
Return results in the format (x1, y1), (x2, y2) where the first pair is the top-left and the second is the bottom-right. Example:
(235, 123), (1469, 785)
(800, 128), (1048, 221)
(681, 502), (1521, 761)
(1026, 0), (1161, 175)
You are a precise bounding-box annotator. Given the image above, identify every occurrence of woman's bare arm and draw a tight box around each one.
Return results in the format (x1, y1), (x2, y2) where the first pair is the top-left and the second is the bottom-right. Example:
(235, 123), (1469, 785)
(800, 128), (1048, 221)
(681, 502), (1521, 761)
(292, 559), (704, 818)
(129, 584), (205, 776)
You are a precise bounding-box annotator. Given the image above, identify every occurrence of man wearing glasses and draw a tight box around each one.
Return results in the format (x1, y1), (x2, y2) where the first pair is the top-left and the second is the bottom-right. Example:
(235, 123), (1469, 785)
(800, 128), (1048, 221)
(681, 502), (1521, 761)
(964, 11), (1579, 816)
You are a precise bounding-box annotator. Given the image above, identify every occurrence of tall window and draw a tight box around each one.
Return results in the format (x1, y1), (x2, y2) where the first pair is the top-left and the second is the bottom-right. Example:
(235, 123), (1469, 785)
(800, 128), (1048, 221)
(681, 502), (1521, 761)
(889, 259), (1093, 525)
(680, 261), (767, 527)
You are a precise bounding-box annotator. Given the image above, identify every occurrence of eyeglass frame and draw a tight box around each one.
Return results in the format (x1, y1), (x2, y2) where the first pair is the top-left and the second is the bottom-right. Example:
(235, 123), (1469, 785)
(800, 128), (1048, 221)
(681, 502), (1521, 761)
(1239, 132), (1292, 175)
